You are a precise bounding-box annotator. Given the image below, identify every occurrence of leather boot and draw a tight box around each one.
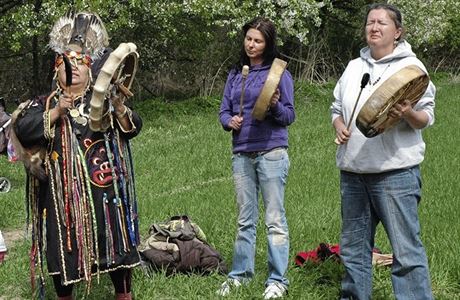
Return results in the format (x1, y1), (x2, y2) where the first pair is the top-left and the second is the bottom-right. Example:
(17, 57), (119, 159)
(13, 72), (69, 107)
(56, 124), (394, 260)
(115, 292), (132, 300)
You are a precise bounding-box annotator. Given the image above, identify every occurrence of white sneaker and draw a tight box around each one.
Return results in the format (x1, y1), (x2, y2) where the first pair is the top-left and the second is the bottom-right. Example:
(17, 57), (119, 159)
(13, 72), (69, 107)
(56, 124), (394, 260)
(263, 282), (287, 299)
(0, 230), (7, 263)
(0, 231), (7, 252)
(216, 278), (242, 297)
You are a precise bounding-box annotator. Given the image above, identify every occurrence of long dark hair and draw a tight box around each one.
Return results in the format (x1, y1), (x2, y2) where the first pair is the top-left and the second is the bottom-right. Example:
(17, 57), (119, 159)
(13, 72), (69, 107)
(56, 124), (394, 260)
(364, 3), (406, 42)
(235, 17), (279, 70)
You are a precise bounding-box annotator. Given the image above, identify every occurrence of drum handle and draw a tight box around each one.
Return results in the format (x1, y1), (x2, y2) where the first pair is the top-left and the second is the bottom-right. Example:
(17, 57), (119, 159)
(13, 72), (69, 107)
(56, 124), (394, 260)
(334, 73), (370, 145)
(238, 65), (249, 117)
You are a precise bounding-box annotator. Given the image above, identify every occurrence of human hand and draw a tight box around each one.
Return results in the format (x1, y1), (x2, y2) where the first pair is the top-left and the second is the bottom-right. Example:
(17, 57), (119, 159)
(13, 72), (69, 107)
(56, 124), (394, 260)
(333, 116), (350, 145)
(335, 127), (351, 145)
(228, 115), (243, 131)
(389, 100), (412, 119)
(270, 88), (280, 108)
(56, 92), (74, 115)
(111, 94), (127, 117)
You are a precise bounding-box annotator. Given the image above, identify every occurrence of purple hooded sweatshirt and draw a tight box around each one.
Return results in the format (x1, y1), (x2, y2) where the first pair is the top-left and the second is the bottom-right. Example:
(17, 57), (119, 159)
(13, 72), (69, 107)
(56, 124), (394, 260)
(219, 63), (295, 153)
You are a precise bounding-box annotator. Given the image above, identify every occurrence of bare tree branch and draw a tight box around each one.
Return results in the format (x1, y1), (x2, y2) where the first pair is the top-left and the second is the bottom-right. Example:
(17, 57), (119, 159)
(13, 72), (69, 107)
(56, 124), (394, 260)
(0, 50), (32, 60)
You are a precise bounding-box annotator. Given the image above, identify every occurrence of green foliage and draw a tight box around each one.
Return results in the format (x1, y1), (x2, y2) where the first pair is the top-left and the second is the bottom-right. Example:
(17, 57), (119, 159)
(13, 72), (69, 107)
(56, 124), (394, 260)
(1, 77), (460, 299)
(7, 0), (454, 52)
(134, 96), (221, 122)
(444, 16), (460, 49)
(389, 0), (460, 47)
(0, 0), (459, 101)
(183, 0), (329, 44)
(294, 80), (335, 104)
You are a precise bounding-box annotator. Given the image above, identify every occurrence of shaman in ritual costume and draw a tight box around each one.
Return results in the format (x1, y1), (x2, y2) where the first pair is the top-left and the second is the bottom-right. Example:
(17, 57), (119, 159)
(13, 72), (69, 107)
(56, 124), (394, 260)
(13, 11), (142, 290)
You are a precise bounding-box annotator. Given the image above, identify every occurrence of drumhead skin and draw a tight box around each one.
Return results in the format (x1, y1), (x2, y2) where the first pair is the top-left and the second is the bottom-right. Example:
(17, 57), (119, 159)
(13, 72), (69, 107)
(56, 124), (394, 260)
(251, 58), (288, 121)
(356, 64), (429, 138)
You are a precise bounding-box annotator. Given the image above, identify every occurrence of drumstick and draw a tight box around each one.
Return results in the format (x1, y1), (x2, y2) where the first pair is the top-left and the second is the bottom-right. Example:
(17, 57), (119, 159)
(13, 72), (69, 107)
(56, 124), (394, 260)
(334, 73), (370, 145)
(239, 65), (249, 117)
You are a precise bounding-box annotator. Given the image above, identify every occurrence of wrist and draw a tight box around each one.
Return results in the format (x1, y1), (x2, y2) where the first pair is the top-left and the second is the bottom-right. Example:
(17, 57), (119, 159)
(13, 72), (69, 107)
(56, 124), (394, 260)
(53, 106), (66, 116)
(402, 108), (414, 119)
(335, 123), (346, 132)
(115, 105), (128, 118)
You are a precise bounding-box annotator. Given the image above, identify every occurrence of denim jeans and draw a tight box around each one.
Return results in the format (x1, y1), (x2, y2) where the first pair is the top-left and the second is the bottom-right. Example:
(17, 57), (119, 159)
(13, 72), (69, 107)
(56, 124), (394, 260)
(228, 148), (290, 288)
(339, 166), (433, 300)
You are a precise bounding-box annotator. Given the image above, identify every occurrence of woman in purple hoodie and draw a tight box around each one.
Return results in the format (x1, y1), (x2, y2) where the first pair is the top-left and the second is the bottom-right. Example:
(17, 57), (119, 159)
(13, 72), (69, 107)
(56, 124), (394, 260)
(217, 17), (295, 299)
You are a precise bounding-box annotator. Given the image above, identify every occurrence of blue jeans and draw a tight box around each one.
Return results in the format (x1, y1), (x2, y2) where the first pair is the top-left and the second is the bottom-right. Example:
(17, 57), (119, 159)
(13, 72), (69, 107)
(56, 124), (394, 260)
(228, 148), (290, 288)
(339, 166), (433, 300)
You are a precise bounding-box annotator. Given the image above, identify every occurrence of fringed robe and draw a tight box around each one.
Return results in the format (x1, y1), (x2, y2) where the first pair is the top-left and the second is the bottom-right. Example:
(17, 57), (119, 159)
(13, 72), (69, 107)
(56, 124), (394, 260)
(15, 93), (142, 286)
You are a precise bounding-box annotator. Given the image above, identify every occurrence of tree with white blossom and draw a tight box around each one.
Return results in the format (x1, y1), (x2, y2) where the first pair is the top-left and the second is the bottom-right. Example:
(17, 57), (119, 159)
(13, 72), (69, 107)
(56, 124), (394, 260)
(0, 0), (459, 99)
(390, 0), (460, 47)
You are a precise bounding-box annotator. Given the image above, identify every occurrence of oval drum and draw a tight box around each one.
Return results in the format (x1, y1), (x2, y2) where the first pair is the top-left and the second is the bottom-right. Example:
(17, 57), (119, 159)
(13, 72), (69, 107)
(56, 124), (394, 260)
(356, 65), (429, 138)
(89, 42), (139, 132)
(251, 58), (287, 121)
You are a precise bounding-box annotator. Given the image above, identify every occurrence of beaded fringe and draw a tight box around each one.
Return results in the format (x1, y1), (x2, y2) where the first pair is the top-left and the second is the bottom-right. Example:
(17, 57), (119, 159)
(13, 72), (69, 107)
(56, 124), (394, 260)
(28, 114), (139, 297)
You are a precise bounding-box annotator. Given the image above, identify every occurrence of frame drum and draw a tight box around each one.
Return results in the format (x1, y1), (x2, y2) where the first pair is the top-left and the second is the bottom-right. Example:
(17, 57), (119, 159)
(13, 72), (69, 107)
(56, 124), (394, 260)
(356, 65), (429, 138)
(90, 42), (139, 132)
(251, 58), (287, 121)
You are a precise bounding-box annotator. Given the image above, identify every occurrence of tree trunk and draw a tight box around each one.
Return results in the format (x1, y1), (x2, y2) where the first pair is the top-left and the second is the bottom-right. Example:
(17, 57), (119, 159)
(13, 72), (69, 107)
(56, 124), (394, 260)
(0, 0), (23, 16)
(31, 0), (42, 97)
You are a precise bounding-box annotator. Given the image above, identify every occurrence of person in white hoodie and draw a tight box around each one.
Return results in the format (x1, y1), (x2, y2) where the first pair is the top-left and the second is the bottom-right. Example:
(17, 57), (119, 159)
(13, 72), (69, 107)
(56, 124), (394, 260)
(331, 3), (434, 300)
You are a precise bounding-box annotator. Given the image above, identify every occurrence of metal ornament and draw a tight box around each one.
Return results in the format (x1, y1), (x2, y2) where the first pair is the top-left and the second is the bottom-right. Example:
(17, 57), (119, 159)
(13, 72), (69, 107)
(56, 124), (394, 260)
(78, 103), (89, 118)
(69, 108), (80, 118)
(74, 116), (88, 126)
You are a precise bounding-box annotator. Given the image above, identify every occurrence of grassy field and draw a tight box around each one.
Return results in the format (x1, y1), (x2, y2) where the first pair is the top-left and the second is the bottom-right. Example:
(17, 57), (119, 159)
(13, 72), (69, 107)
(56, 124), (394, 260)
(0, 74), (459, 299)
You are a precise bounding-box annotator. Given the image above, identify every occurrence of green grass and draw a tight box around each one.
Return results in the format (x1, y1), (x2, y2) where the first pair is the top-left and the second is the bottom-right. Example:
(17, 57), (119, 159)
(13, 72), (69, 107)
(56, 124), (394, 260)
(1, 76), (459, 299)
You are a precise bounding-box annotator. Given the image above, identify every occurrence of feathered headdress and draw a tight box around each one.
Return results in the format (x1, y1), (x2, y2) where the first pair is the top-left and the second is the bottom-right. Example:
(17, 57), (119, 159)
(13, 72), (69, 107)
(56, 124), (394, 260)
(49, 10), (109, 60)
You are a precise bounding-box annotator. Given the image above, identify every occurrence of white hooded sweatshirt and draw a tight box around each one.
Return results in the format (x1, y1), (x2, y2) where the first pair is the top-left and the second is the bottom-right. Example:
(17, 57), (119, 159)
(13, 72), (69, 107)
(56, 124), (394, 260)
(331, 41), (436, 173)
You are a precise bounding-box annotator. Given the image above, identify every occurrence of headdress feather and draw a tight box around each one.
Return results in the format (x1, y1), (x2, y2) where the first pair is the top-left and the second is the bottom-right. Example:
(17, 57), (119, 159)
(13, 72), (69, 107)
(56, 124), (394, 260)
(48, 10), (75, 54)
(49, 10), (109, 60)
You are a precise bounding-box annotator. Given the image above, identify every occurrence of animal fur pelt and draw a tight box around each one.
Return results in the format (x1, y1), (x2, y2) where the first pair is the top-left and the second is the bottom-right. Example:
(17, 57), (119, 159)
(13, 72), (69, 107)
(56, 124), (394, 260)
(9, 100), (47, 181)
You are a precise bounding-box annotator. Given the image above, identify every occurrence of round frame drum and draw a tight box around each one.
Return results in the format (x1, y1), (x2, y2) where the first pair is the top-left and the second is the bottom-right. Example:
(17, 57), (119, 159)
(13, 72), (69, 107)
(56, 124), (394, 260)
(356, 65), (429, 138)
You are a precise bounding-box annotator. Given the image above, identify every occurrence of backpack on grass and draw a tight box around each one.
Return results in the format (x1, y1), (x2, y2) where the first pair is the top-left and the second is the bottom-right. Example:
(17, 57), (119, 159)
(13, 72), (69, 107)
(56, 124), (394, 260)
(140, 215), (227, 275)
